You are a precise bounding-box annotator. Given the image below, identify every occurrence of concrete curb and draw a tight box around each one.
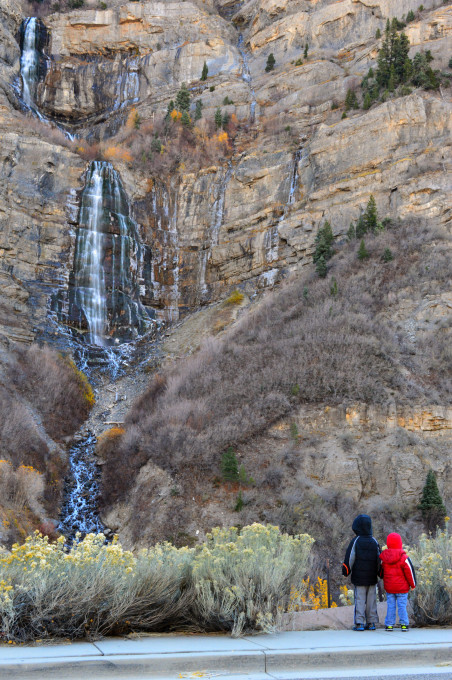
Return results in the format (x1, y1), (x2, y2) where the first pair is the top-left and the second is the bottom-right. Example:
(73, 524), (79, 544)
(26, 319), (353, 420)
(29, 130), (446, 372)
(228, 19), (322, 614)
(1, 639), (451, 679)
(265, 643), (452, 674)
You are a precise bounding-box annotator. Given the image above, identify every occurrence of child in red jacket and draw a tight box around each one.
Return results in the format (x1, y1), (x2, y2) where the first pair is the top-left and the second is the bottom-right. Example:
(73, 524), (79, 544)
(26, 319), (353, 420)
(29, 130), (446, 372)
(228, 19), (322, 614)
(380, 533), (416, 631)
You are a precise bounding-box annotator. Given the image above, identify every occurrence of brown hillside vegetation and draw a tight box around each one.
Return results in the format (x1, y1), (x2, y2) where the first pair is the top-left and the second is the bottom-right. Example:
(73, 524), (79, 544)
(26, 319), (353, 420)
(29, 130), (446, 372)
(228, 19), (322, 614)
(100, 219), (451, 560)
(0, 346), (94, 544)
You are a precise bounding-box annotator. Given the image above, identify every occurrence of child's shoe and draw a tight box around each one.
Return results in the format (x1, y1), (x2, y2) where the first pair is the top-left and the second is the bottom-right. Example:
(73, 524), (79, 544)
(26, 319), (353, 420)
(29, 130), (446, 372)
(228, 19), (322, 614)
(400, 625), (409, 631)
(366, 623), (376, 630)
(385, 625), (394, 631)
(353, 624), (365, 631)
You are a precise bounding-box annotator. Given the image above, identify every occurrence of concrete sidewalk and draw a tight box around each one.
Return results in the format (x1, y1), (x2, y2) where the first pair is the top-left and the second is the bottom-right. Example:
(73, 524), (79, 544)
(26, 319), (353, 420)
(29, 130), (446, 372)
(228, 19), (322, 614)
(0, 628), (451, 679)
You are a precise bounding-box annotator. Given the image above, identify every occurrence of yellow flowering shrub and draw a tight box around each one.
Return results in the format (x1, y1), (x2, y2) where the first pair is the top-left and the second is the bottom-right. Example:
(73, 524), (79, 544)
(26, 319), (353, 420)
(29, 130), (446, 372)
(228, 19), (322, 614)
(0, 524), (314, 641)
(191, 523), (314, 636)
(411, 519), (452, 626)
(288, 577), (338, 611)
(0, 532), (192, 642)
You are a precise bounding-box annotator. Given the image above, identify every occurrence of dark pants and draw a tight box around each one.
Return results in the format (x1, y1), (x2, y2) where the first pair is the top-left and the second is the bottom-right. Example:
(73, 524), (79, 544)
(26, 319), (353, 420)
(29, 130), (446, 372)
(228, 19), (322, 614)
(354, 585), (379, 624)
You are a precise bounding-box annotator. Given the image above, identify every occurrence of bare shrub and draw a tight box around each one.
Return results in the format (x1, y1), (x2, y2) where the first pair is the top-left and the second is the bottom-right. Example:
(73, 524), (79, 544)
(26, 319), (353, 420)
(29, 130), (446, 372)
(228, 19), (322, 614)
(7, 346), (94, 441)
(264, 468), (284, 489)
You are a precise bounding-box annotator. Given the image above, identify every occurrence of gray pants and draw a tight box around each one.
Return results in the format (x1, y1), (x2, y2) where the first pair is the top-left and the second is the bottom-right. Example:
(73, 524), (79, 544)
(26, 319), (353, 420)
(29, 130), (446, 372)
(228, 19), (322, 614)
(354, 585), (379, 624)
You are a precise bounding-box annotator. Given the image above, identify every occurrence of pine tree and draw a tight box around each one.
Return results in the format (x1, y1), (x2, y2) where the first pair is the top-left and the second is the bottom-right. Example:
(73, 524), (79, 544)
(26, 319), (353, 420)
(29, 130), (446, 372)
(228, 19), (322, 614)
(221, 447), (239, 481)
(222, 111), (230, 129)
(363, 195), (378, 232)
(375, 28), (381, 39)
(358, 239), (369, 260)
(394, 32), (410, 83)
(363, 92), (372, 110)
(181, 111), (191, 126)
(345, 88), (359, 111)
(265, 53), (275, 72)
(347, 223), (356, 241)
(406, 10), (415, 22)
(194, 100), (203, 121)
(214, 107), (223, 129)
(315, 255), (327, 278)
(388, 65), (396, 92)
(355, 214), (366, 239)
(201, 61), (208, 81)
(313, 221), (334, 264)
(382, 247), (393, 262)
(420, 469), (446, 532)
(234, 490), (244, 512)
(133, 111), (141, 130)
(175, 84), (190, 112)
(304, 43), (309, 59)
(165, 100), (175, 120)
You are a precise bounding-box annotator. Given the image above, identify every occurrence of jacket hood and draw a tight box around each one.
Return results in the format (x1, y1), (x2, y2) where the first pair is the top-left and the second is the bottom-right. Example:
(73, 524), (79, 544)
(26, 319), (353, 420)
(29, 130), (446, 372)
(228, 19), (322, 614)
(352, 514), (373, 536)
(387, 533), (403, 549)
(381, 547), (406, 565)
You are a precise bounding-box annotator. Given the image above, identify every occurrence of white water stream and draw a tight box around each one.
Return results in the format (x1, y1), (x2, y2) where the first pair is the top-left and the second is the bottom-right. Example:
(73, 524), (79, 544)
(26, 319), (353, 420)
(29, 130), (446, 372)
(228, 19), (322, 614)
(238, 34), (257, 123)
(58, 433), (104, 542)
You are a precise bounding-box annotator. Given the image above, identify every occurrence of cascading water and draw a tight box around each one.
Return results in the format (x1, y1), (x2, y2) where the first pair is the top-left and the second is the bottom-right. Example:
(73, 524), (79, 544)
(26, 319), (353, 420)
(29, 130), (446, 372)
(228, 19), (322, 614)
(263, 148), (303, 270)
(75, 161), (106, 345)
(20, 18), (39, 109)
(238, 34), (257, 123)
(52, 160), (151, 346)
(200, 162), (233, 298)
(19, 18), (77, 140)
(58, 433), (104, 542)
(19, 17), (49, 118)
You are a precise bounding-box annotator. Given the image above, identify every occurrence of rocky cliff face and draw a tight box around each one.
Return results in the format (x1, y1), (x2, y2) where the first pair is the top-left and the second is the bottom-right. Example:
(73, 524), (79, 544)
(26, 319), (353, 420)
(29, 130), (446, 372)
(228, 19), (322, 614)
(0, 0), (450, 343)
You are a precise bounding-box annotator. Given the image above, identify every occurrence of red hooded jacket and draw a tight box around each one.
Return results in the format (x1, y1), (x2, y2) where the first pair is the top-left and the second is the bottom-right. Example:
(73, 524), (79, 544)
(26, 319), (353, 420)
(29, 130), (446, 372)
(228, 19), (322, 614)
(380, 533), (417, 594)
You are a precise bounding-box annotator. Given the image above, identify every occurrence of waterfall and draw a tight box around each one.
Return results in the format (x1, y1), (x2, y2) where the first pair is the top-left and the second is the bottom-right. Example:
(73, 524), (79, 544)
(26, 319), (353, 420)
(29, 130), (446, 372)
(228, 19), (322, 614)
(74, 161), (107, 346)
(52, 161), (150, 346)
(264, 149), (303, 269)
(58, 433), (104, 542)
(20, 17), (47, 113)
(285, 148), (303, 212)
(200, 163), (232, 298)
(238, 34), (257, 123)
(19, 17), (77, 140)
(114, 56), (140, 111)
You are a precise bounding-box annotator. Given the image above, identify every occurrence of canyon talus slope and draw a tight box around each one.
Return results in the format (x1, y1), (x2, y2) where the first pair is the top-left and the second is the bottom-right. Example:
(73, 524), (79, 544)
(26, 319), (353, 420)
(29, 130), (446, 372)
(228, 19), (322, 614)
(0, 0), (450, 551)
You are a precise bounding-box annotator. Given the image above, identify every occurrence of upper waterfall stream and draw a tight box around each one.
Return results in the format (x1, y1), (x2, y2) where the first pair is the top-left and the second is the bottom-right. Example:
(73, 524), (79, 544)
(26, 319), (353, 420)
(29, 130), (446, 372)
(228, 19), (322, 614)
(20, 17), (41, 110)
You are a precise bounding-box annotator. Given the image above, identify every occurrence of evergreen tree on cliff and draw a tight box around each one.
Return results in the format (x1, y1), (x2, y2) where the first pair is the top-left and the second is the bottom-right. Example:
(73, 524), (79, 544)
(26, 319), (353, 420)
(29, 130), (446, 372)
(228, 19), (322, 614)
(313, 221), (334, 265)
(420, 470), (446, 532)
(201, 61), (208, 81)
(176, 84), (190, 112)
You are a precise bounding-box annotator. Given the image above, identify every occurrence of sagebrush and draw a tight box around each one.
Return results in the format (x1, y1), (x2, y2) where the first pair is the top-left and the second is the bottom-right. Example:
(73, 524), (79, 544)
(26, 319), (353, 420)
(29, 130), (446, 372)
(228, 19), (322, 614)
(0, 523), (313, 641)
